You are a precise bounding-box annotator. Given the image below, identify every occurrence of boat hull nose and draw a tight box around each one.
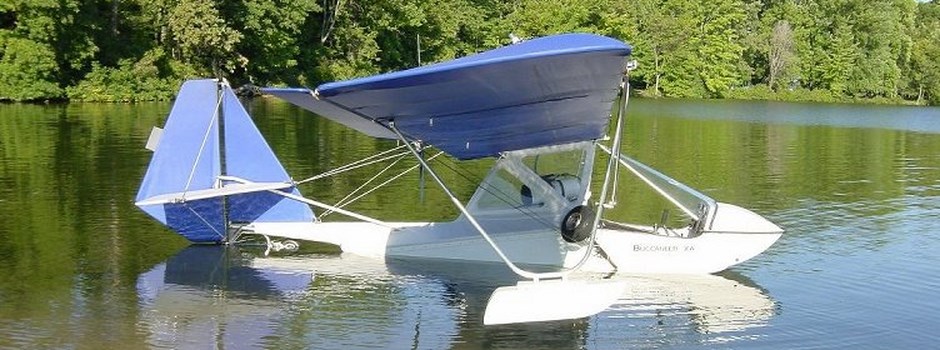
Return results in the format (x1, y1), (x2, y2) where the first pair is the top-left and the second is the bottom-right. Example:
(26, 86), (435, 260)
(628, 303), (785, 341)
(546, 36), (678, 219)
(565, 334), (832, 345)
(595, 202), (783, 274)
(710, 202), (783, 234)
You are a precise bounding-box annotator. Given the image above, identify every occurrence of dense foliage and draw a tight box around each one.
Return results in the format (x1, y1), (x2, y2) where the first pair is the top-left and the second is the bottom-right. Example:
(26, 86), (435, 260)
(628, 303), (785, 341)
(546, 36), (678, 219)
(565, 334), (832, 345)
(1, 0), (938, 105)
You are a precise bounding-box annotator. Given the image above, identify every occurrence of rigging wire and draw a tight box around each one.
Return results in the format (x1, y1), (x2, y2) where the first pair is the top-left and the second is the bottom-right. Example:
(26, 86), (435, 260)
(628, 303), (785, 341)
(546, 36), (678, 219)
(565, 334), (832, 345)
(295, 143), (410, 185)
(183, 203), (225, 240)
(321, 151), (446, 218)
(183, 89), (224, 196)
(329, 152), (408, 210)
(291, 140), (575, 235)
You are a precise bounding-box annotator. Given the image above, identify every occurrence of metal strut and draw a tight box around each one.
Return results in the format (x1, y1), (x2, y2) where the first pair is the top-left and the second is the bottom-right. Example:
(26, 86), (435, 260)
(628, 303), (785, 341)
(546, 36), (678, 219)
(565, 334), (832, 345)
(218, 175), (394, 228)
(388, 119), (622, 281)
(605, 64), (635, 209)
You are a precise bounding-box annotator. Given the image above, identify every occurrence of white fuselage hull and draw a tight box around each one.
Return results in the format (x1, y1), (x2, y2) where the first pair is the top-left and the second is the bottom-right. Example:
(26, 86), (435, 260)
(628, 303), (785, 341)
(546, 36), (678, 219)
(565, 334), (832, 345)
(247, 203), (782, 275)
(247, 212), (578, 269)
(595, 229), (782, 274)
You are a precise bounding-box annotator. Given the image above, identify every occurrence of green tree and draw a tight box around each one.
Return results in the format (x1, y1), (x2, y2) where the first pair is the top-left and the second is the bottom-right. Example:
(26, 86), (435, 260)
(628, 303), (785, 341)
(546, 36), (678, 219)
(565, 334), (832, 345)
(168, 0), (243, 76)
(607, 0), (748, 98)
(908, 0), (940, 104)
(824, 21), (858, 94)
(696, 0), (748, 97)
(845, 0), (914, 98)
(221, 0), (320, 85)
(785, 0), (915, 98)
(0, 0), (66, 101)
(1, 0), (938, 105)
(304, 0), (388, 81)
(66, 47), (196, 102)
(303, 0), (497, 82)
(409, 0), (497, 64)
(767, 20), (796, 90)
(0, 36), (62, 101)
(504, 0), (606, 37)
(606, 0), (687, 96)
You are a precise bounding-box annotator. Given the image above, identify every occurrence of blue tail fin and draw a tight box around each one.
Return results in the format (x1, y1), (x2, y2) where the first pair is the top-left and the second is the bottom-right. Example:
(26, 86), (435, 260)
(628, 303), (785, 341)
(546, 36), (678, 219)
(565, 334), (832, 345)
(135, 79), (314, 243)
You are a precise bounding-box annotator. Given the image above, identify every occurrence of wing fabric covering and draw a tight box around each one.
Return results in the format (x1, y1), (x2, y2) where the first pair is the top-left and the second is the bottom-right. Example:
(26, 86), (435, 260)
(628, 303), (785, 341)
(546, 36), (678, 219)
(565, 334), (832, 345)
(136, 79), (314, 243)
(265, 33), (632, 159)
(260, 88), (397, 139)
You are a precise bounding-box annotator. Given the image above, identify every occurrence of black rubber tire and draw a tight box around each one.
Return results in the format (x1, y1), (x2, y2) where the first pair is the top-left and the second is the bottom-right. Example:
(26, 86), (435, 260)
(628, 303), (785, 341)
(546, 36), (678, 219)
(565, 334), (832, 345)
(561, 205), (594, 243)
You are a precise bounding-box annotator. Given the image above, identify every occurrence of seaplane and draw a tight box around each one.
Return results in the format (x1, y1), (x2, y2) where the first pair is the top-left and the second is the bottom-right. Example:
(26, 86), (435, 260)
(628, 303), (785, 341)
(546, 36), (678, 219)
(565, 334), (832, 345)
(134, 33), (783, 325)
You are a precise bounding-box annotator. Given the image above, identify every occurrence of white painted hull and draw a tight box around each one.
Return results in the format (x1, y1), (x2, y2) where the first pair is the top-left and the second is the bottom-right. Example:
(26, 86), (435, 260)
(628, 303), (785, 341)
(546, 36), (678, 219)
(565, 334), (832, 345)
(596, 229), (782, 274)
(247, 202), (782, 275)
(596, 202), (783, 273)
(247, 216), (579, 268)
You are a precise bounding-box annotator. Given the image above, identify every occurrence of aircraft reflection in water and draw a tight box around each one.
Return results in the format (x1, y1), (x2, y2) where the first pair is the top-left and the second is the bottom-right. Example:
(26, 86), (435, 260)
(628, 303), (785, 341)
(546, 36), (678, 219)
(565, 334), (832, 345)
(136, 246), (459, 349)
(605, 273), (776, 334)
(136, 246), (776, 348)
(136, 246), (314, 348)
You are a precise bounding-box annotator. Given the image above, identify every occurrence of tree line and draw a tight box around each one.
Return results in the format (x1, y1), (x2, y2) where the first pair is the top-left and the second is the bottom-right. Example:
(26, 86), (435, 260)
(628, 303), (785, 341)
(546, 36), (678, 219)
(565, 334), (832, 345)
(1, 0), (938, 105)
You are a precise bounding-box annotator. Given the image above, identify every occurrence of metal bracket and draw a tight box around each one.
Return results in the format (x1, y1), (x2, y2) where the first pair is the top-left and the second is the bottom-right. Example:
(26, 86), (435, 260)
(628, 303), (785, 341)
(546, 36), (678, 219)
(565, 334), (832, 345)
(625, 60), (638, 72)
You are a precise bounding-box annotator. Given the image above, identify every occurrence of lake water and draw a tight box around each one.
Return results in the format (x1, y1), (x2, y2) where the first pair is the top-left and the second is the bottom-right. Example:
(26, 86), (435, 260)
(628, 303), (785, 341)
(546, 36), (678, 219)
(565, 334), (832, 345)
(0, 97), (938, 349)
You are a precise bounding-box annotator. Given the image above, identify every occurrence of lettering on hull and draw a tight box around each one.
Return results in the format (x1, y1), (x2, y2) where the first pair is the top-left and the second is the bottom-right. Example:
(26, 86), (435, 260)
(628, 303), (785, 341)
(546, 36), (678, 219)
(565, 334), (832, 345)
(633, 245), (696, 252)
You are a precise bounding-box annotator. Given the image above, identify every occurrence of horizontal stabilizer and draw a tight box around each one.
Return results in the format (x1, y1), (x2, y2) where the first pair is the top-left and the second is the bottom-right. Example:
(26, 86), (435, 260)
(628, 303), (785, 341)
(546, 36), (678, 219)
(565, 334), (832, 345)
(135, 181), (294, 206)
(484, 279), (626, 325)
(137, 198), (226, 242)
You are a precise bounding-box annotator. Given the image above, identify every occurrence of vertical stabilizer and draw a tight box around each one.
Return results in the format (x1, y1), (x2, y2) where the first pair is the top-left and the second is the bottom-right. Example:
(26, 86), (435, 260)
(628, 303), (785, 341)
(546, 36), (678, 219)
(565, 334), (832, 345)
(135, 79), (314, 243)
(136, 79), (224, 242)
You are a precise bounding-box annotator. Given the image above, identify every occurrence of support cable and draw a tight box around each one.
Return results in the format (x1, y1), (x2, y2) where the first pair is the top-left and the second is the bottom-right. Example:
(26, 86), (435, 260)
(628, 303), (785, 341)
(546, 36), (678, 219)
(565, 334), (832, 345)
(322, 151), (446, 217)
(183, 89), (224, 196)
(295, 144), (410, 185)
(321, 151), (410, 217)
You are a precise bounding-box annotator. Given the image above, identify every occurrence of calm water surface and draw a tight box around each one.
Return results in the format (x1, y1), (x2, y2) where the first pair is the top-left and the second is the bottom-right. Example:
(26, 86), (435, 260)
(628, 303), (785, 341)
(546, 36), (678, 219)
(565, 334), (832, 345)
(0, 98), (938, 349)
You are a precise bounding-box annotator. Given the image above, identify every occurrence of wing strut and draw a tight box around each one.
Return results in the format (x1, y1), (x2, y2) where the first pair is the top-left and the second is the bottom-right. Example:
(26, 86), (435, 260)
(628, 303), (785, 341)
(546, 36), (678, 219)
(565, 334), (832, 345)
(388, 72), (630, 323)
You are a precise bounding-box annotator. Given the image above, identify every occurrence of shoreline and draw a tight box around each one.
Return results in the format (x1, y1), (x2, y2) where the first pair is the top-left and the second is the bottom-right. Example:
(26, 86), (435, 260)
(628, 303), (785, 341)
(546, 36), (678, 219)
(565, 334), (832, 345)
(634, 86), (928, 107)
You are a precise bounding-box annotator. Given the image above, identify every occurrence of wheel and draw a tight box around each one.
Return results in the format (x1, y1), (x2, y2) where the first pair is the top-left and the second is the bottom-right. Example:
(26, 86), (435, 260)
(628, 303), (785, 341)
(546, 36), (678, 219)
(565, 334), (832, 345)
(561, 205), (594, 243)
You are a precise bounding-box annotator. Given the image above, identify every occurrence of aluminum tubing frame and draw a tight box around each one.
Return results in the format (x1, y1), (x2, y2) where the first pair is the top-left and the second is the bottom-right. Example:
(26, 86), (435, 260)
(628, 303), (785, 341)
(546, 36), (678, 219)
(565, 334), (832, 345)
(386, 73), (628, 281)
